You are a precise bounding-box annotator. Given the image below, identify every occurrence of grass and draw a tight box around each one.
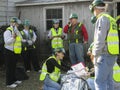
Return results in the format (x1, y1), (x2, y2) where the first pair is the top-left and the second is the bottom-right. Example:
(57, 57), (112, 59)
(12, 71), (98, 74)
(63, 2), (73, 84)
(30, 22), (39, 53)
(0, 66), (43, 90)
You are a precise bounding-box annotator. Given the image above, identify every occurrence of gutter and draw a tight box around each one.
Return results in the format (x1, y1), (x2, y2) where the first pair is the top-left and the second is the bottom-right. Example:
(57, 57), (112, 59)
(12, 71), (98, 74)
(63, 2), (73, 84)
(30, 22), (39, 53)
(15, 0), (91, 7)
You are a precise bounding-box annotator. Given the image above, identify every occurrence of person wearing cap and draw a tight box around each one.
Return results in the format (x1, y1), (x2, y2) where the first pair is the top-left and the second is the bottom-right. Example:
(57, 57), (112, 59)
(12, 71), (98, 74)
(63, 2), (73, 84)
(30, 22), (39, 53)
(40, 48), (70, 90)
(48, 19), (65, 53)
(4, 17), (22, 88)
(63, 13), (88, 65)
(20, 19), (40, 72)
(89, 0), (118, 90)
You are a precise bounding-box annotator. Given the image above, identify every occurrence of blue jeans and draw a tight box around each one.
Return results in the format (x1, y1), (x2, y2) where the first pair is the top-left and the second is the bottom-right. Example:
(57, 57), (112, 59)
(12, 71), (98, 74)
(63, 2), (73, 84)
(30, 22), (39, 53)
(43, 75), (61, 90)
(94, 54), (117, 90)
(69, 43), (84, 65)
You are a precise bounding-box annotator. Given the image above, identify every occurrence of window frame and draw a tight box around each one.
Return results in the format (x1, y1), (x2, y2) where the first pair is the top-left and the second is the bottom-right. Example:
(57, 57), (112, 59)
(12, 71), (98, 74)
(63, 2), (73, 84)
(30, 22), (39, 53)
(43, 6), (64, 32)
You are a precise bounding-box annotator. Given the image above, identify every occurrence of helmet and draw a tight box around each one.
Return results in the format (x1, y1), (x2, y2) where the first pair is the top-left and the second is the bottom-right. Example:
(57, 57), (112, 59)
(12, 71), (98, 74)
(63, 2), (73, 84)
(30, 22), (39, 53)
(69, 13), (78, 19)
(89, 0), (105, 13)
(54, 48), (65, 55)
(23, 19), (30, 26)
(52, 19), (59, 24)
(10, 17), (18, 22)
(10, 17), (21, 24)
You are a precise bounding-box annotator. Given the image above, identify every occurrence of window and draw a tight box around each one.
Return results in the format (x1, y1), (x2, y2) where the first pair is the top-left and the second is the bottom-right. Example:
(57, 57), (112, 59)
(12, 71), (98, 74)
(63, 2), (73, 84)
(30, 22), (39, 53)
(46, 8), (63, 31)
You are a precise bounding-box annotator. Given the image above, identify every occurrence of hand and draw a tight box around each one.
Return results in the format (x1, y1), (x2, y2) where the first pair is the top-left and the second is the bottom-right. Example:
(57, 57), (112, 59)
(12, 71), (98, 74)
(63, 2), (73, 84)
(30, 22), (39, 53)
(12, 33), (17, 39)
(84, 41), (88, 44)
(27, 40), (33, 45)
(90, 54), (94, 63)
(22, 39), (27, 42)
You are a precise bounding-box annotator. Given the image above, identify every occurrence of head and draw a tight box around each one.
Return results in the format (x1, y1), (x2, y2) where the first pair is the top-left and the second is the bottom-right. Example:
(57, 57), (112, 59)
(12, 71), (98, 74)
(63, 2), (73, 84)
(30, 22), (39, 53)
(23, 19), (30, 30)
(10, 17), (21, 27)
(89, 0), (106, 16)
(52, 19), (60, 29)
(69, 13), (78, 25)
(54, 48), (65, 60)
(116, 15), (120, 28)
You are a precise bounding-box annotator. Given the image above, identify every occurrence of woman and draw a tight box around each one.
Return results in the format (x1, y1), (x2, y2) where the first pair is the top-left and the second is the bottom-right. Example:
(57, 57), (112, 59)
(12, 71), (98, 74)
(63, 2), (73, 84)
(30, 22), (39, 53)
(40, 48), (70, 90)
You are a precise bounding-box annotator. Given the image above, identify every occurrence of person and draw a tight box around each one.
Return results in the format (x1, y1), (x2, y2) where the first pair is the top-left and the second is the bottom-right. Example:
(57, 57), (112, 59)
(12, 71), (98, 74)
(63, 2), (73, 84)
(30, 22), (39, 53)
(63, 13), (88, 65)
(89, 0), (118, 90)
(21, 19), (40, 72)
(40, 48), (70, 90)
(48, 19), (65, 53)
(4, 17), (22, 88)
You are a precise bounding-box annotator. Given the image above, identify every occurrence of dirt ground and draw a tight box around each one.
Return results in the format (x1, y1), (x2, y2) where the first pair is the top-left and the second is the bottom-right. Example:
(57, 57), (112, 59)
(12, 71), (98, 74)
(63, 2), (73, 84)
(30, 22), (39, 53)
(0, 66), (43, 90)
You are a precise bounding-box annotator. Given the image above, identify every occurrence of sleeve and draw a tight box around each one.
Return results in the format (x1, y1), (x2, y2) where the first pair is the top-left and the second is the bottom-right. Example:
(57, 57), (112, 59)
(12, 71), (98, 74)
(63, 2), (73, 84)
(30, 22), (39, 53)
(81, 24), (88, 41)
(48, 59), (69, 72)
(4, 30), (15, 45)
(92, 16), (110, 56)
(32, 31), (37, 42)
(63, 24), (69, 33)
(48, 30), (52, 39)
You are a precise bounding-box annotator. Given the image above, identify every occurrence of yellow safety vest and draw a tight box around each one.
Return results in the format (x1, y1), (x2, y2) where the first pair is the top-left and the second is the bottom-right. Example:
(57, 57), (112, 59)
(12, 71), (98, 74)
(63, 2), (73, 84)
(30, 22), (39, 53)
(20, 30), (35, 51)
(113, 63), (120, 82)
(97, 13), (119, 55)
(7, 27), (22, 54)
(40, 55), (61, 82)
(51, 28), (63, 49)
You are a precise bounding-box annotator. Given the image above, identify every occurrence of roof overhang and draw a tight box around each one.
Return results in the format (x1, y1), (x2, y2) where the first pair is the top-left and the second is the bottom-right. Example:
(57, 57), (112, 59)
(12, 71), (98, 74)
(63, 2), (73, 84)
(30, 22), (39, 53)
(15, 0), (91, 7)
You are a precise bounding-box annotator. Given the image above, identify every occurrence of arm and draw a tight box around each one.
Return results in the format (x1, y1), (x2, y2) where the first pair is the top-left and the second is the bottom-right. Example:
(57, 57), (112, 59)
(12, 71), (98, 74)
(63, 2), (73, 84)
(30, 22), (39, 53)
(46, 59), (69, 73)
(92, 16), (110, 56)
(4, 30), (15, 45)
(63, 24), (69, 33)
(81, 24), (88, 43)
(32, 31), (37, 42)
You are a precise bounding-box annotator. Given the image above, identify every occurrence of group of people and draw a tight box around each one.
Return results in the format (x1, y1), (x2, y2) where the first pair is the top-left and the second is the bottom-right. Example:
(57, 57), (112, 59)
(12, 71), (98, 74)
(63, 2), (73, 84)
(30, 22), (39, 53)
(2, 0), (120, 89)
(40, 0), (120, 90)
(4, 17), (40, 88)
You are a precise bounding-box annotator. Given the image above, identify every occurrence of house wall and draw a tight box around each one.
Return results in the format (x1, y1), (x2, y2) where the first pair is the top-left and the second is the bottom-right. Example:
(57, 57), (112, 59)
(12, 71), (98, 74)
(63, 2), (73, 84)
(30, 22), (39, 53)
(16, 1), (94, 45)
(0, 0), (27, 25)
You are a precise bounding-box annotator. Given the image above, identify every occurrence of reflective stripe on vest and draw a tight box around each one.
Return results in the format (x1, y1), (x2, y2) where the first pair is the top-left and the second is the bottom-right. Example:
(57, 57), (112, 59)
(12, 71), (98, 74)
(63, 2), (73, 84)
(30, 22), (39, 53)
(51, 28), (63, 48)
(113, 63), (120, 82)
(97, 14), (119, 55)
(40, 55), (61, 82)
(6, 27), (22, 54)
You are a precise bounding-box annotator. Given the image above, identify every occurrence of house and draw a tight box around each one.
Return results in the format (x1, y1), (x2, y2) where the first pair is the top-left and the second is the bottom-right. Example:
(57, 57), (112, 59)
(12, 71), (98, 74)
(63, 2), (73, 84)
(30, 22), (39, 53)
(15, 0), (120, 44)
(0, 0), (26, 25)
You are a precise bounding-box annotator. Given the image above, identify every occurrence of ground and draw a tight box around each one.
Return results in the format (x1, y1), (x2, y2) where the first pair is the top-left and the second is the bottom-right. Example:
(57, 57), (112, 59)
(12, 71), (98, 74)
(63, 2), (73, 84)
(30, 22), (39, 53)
(0, 66), (43, 90)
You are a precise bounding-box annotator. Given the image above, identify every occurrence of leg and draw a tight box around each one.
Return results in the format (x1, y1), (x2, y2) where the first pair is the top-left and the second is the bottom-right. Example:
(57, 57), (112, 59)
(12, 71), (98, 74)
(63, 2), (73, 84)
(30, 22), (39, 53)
(4, 49), (17, 85)
(30, 49), (40, 71)
(22, 51), (31, 71)
(75, 43), (84, 63)
(43, 75), (61, 90)
(69, 43), (77, 65)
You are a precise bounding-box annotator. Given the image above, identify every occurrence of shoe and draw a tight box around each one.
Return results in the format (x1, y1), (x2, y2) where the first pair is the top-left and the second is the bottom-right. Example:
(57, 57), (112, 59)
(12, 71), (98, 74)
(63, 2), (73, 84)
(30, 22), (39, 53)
(14, 80), (22, 84)
(7, 83), (17, 88)
(26, 70), (30, 72)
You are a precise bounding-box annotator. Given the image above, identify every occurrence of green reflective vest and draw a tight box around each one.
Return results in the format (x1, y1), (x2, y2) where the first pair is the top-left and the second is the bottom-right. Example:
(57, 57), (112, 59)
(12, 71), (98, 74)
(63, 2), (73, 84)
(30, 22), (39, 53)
(40, 55), (61, 82)
(113, 63), (120, 82)
(51, 28), (63, 49)
(20, 30), (35, 51)
(7, 27), (22, 54)
(68, 23), (83, 43)
(97, 13), (119, 55)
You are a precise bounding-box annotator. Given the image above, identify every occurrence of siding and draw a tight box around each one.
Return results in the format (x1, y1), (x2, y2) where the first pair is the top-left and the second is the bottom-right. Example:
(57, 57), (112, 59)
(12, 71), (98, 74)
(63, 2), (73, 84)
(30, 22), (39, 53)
(16, 2), (94, 45)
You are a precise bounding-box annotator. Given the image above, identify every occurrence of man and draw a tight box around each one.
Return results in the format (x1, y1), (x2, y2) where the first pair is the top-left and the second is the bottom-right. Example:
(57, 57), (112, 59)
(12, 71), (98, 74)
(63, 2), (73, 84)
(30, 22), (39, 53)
(4, 17), (22, 88)
(21, 19), (40, 72)
(48, 19), (65, 53)
(64, 13), (88, 65)
(89, 0), (118, 90)
(40, 48), (70, 90)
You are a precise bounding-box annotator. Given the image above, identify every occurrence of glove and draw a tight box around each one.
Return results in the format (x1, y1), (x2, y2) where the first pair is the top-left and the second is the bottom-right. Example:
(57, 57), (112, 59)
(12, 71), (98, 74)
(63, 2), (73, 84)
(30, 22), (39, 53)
(22, 39), (27, 42)
(27, 40), (33, 45)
